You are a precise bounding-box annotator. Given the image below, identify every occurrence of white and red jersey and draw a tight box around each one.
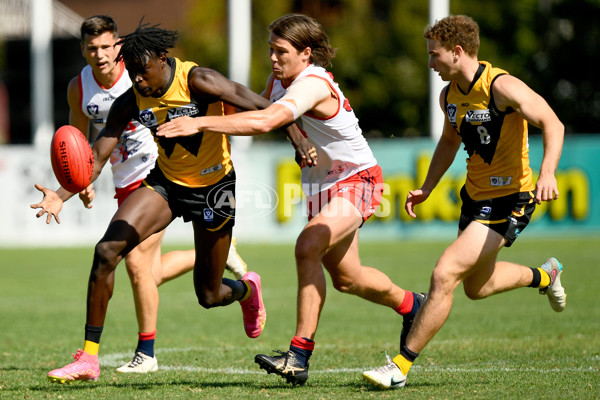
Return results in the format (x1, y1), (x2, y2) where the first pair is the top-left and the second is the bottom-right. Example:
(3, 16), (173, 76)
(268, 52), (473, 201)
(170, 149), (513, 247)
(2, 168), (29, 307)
(266, 64), (377, 196)
(79, 63), (157, 188)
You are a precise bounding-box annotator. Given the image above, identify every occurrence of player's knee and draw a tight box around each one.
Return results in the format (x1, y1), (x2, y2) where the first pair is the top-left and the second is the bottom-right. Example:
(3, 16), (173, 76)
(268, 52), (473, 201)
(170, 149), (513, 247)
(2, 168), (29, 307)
(93, 241), (120, 274)
(463, 283), (488, 300)
(195, 289), (220, 309)
(295, 235), (324, 263)
(331, 276), (357, 294)
(430, 265), (460, 293)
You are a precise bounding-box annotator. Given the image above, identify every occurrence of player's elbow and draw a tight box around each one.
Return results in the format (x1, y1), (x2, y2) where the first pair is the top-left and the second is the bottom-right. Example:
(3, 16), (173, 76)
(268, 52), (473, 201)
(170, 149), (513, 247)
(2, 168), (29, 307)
(252, 105), (291, 134)
(255, 114), (284, 134)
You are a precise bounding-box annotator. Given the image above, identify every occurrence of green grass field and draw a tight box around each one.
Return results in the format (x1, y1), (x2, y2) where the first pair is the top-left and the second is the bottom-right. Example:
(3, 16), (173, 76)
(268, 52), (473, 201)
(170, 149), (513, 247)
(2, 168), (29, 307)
(1, 237), (599, 399)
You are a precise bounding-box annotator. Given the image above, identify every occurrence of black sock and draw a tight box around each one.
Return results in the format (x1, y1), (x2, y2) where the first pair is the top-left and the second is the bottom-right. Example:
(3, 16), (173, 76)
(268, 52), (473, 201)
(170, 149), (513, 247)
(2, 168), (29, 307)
(528, 267), (541, 288)
(400, 343), (419, 362)
(221, 278), (247, 304)
(84, 324), (103, 344)
(136, 339), (155, 357)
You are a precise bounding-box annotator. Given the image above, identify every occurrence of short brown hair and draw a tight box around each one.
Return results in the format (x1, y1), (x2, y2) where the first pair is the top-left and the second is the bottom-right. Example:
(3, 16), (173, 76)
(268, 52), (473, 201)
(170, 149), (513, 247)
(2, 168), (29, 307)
(80, 15), (118, 41)
(424, 15), (480, 57)
(268, 14), (336, 67)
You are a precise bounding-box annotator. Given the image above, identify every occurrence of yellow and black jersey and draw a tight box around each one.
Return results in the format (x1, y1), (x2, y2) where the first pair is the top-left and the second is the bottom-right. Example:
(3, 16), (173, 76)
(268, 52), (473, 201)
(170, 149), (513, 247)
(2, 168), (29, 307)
(444, 61), (534, 200)
(134, 57), (232, 188)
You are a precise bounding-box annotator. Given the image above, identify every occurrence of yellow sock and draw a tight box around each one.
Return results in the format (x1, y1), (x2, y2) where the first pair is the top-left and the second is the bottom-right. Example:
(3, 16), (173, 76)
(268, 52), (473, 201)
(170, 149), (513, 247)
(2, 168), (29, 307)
(392, 354), (413, 376)
(240, 281), (252, 302)
(538, 267), (551, 289)
(83, 340), (99, 356)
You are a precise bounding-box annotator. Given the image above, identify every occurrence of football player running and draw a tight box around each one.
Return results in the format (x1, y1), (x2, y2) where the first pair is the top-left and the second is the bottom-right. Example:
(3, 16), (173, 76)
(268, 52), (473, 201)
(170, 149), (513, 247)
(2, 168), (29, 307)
(157, 14), (425, 387)
(362, 15), (566, 389)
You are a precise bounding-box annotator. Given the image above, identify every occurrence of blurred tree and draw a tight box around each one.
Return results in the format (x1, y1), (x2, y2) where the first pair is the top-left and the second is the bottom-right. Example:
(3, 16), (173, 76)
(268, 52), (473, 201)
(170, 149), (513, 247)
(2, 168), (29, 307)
(177, 0), (599, 138)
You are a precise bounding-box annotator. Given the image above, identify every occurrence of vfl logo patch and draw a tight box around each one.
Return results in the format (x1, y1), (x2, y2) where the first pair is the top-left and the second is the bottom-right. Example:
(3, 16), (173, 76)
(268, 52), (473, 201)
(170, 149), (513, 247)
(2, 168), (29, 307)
(87, 103), (99, 117)
(203, 208), (214, 222)
(465, 109), (491, 123)
(490, 176), (512, 186)
(139, 108), (158, 129)
(447, 103), (457, 125)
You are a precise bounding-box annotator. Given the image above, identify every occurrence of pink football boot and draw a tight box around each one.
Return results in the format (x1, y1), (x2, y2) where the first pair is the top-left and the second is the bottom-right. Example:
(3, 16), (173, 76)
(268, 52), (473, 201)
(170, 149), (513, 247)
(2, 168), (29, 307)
(47, 349), (100, 384)
(239, 272), (267, 338)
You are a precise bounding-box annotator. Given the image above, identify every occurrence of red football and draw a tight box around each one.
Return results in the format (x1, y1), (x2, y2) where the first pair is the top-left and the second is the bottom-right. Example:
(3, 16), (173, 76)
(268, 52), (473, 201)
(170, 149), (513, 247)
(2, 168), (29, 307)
(50, 125), (94, 193)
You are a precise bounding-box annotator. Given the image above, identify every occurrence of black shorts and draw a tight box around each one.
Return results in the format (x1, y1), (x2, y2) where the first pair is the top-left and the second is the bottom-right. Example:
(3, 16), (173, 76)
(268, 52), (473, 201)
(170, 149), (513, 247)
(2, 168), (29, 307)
(142, 167), (236, 231)
(458, 186), (536, 247)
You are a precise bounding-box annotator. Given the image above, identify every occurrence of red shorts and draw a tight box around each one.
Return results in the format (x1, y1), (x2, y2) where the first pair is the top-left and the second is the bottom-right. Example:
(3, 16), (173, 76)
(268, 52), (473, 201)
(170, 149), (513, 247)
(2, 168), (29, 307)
(114, 179), (143, 207)
(306, 164), (384, 222)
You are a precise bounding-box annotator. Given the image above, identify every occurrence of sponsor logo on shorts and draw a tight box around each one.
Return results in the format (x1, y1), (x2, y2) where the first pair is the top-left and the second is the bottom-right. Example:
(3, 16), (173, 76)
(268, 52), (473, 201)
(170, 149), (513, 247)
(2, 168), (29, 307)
(479, 206), (492, 216)
(490, 176), (512, 186)
(465, 109), (491, 123)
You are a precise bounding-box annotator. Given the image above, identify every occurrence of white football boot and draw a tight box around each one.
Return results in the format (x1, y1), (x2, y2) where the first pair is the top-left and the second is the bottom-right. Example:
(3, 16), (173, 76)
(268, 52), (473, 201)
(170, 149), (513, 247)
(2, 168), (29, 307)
(539, 257), (567, 312)
(116, 351), (158, 373)
(362, 353), (407, 389)
(225, 237), (248, 280)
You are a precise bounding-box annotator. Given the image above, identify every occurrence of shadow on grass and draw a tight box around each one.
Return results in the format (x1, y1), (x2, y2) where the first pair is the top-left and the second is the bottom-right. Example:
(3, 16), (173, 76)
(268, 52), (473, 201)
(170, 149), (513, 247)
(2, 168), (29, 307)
(27, 379), (279, 392)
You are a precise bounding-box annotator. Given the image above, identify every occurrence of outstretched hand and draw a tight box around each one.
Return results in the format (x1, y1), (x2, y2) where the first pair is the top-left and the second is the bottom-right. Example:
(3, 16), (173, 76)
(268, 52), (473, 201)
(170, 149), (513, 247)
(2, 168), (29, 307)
(30, 184), (64, 224)
(156, 116), (199, 138)
(405, 188), (431, 218)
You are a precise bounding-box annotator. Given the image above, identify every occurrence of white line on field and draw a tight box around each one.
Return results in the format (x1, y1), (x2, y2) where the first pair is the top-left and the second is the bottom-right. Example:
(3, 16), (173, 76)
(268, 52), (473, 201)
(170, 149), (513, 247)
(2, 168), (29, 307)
(100, 349), (597, 374)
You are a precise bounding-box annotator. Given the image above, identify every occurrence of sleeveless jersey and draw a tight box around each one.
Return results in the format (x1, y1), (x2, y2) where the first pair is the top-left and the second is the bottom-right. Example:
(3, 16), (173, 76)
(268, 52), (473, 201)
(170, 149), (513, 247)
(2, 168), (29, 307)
(134, 57), (232, 188)
(444, 61), (534, 200)
(79, 63), (157, 188)
(266, 64), (376, 196)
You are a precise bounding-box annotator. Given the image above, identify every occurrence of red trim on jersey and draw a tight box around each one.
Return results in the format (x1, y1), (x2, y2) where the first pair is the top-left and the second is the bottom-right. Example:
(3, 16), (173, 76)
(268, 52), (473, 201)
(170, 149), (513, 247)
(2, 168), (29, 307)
(78, 74), (84, 110)
(266, 75), (275, 98)
(302, 74), (340, 121)
(91, 61), (126, 89)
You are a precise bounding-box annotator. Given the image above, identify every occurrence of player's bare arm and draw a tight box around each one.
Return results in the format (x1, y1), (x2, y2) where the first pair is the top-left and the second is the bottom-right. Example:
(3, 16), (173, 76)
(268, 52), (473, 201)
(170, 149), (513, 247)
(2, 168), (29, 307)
(405, 91), (462, 218)
(157, 68), (316, 165)
(493, 74), (564, 203)
(31, 76), (91, 221)
(30, 87), (135, 222)
(67, 77), (91, 138)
